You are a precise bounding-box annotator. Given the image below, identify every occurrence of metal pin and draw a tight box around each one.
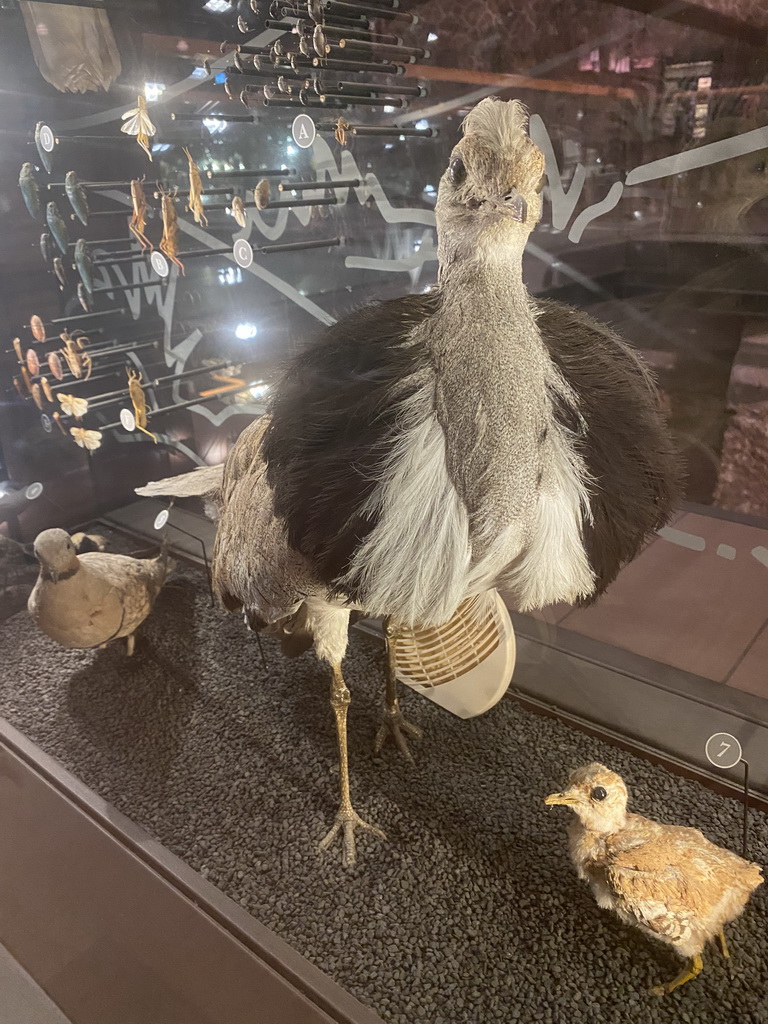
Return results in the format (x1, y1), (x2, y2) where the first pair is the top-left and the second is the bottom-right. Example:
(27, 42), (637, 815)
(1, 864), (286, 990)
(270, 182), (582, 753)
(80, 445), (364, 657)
(256, 237), (340, 253)
(262, 196), (338, 209)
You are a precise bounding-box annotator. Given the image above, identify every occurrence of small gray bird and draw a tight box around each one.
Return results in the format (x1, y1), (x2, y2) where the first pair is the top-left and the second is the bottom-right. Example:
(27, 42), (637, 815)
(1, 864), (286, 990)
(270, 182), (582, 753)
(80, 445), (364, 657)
(28, 528), (172, 655)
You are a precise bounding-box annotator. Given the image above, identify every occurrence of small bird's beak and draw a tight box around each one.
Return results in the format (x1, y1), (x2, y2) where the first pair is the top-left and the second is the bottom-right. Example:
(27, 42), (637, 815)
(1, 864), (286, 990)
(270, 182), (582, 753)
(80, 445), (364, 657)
(545, 790), (578, 807)
(489, 188), (528, 223)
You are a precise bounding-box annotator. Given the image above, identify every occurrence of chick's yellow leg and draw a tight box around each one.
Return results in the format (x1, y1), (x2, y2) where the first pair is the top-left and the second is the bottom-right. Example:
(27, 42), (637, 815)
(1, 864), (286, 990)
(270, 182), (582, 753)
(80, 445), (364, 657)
(374, 619), (422, 762)
(652, 954), (704, 996)
(319, 664), (386, 866)
(717, 930), (730, 959)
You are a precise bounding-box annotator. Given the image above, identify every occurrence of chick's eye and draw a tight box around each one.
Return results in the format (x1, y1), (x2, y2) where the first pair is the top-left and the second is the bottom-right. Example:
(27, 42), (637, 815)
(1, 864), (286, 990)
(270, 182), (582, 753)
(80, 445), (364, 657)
(591, 786), (607, 802)
(449, 156), (466, 186)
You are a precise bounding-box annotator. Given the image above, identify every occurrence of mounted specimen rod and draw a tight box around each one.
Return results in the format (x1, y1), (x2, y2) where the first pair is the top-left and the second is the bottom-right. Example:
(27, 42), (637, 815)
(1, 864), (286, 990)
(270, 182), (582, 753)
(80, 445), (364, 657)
(170, 112), (255, 123)
(281, 7), (368, 27)
(336, 79), (424, 96)
(318, 92), (403, 106)
(338, 38), (428, 60)
(83, 362), (230, 411)
(255, 237), (341, 254)
(152, 187), (234, 198)
(41, 308), (126, 327)
(93, 252), (150, 265)
(78, 209), (132, 219)
(102, 389), (240, 431)
(205, 168), (294, 179)
(316, 121), (436, 137)
(68, 236), (129, 247)
(278, 178), (360, 190)
(311, 55), (402, 73)
(321, 1), (418, 24)
(47, 180), (132, 191)
(263, 196), (339, 209)
(263, 96), (347, 109)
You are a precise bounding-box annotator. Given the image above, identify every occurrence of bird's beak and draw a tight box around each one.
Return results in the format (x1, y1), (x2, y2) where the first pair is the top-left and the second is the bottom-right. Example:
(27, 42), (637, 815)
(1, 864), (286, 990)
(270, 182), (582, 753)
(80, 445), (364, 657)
(545, 790), (579, 807)
(489, 188), (528, 223)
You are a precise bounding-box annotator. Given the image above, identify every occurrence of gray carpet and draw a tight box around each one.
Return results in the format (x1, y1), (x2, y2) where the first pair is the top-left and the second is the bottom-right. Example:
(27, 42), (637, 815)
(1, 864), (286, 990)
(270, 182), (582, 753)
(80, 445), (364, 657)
(1, 555), (766, 1024)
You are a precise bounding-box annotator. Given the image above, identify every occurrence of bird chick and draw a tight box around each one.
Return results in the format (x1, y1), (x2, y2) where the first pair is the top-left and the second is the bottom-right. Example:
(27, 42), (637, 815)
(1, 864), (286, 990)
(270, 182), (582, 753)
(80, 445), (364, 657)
(546, 763), (763, 995)
(28, 528), (173, 655)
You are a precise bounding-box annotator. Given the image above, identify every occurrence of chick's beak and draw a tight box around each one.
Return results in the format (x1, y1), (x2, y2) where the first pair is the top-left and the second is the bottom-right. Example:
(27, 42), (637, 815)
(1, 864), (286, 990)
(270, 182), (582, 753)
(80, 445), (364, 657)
(545, 790), (579, 807)
(489, 187), (527, 223)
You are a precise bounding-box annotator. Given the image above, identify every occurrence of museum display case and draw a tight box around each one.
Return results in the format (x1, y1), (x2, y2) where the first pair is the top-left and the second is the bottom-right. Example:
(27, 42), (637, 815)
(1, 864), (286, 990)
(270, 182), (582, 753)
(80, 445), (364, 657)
(0, 1), (766, 1022)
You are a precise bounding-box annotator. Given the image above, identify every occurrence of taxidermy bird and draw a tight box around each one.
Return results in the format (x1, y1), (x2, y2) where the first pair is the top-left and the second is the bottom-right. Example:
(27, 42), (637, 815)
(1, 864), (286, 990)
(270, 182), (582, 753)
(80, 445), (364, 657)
(137, 97), (679, 865)
(546, 763), (763, 995)
(28, 528), (172, 655)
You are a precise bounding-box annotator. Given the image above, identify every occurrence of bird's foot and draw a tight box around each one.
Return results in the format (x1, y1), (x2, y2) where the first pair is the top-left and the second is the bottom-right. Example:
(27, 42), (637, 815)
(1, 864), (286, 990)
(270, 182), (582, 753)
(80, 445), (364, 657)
(717, 930), (730, 959)
(126, 634), (135, 656)
(374, 700), (422, 762)
(319, 802), (386, 867)
(651, 954), (703, 996)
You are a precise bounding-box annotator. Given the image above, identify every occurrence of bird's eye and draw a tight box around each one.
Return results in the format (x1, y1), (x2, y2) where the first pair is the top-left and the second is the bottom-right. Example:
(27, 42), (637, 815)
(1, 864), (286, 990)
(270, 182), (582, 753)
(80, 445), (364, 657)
(449, 156), (466, 186)
(591, 786), (607, 801)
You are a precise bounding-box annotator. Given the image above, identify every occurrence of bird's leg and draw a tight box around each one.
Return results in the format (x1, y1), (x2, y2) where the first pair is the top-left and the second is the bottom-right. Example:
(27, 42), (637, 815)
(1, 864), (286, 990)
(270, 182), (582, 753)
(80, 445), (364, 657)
(374, 617), (422, 761)
(717, 930), (730, 959)
(652, 954), (704, 996)
(319, 663), (385, 866)
(126, 633), (135, 656)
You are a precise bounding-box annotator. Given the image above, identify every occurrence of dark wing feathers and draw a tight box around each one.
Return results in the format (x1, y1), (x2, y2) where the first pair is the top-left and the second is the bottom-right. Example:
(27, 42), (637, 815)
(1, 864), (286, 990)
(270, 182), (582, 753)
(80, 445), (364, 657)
(263, 294), (437, 587)
(264, 292), (680, 603)
(536, 299), (682, 603)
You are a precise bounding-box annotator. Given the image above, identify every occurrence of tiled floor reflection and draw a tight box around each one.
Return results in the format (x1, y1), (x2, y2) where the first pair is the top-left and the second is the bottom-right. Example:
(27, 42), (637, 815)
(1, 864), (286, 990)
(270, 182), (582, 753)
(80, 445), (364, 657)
(528, 511), (768, 697)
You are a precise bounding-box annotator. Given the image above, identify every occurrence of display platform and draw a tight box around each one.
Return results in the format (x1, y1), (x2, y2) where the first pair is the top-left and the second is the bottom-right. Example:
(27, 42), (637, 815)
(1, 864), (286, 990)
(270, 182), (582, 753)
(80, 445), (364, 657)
(0, 559), (765, 1024)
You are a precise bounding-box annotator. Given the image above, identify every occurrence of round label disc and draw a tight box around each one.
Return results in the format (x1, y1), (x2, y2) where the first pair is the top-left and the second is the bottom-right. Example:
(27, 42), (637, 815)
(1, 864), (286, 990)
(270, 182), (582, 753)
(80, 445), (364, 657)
(38, 124), (55, 153)
(705, 732), (742, 770)
(41, 414), (52, 433)
(151, 251), (169, 278)
(233, 238), (253, 268)
(154, 509), (169, 530)
(120, 408), (136, 431)
(25, 482), (43, 500)
(292, 113), (316, 149)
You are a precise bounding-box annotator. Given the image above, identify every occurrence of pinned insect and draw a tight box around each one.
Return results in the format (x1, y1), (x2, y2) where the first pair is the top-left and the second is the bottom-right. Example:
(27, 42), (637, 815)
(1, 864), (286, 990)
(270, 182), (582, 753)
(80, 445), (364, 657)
(58, 393), (88, 420)
(183, 147), (208, 227)
(34, 122), (53, 173)
(52, 413), (68, 436)
(46, 202), (69, 254)
(65, 171), (89, 226)
(129, 178), (153, 251)
(121, 95), (156, 160)
(74, 238), (94, 295)
(231, 195), (247, 227)
(334, 118), (351, 147)
(26, 349), (40, 376)
(127, 368), (158, 443)
(158, 187), (185, 274)
(47, 351), (64, 381)
(70, 427), (103, 451)
(59, 332), (92, 381)
(41, 378), (54, 404)
(19, 163), (41, 219)
(253, 179), (271, 210)
(20, 366), (32, 394)
(31, 384), (43, 411)
(40, 231), (56, 263)
(77, 283), (91, 312)
(53, 257), (68, 288)
(12, 338), (23, 364)
(30, 315), (46, 343)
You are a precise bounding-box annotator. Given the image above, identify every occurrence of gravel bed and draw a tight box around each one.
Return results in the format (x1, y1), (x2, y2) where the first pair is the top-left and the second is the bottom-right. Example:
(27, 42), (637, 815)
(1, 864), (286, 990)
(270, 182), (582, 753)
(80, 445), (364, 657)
(0, 557), (766, 1024)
